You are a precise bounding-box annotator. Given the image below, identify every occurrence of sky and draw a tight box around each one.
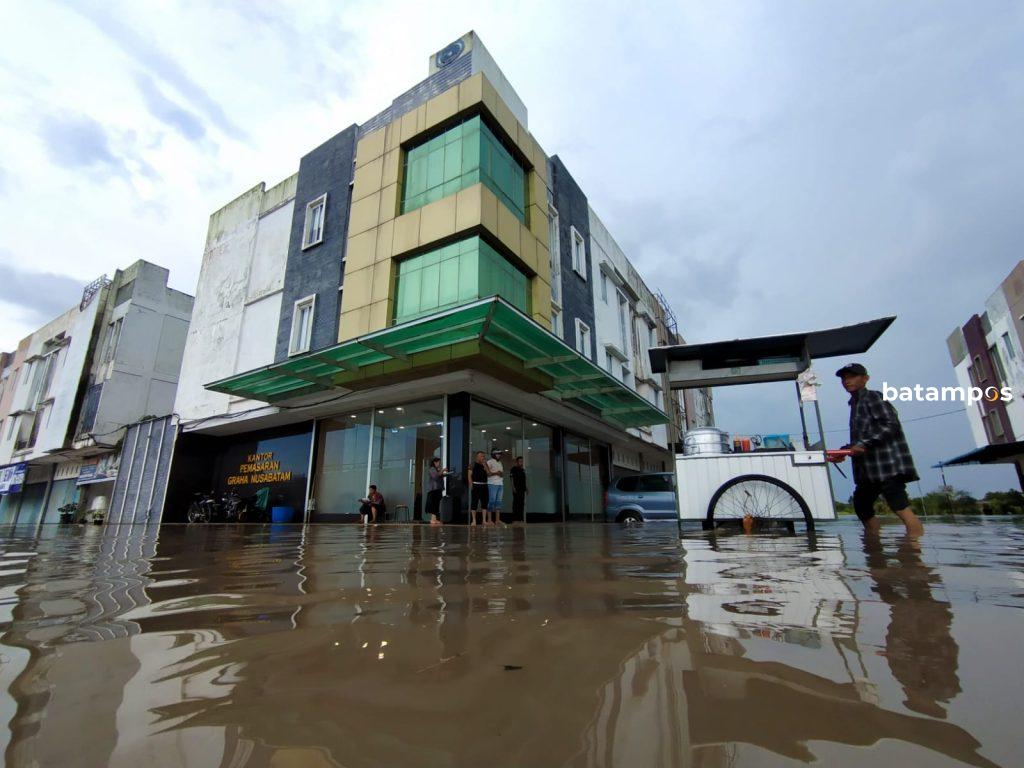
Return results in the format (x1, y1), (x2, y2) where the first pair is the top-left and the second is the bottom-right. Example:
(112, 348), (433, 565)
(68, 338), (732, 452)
(1, 1), (1022, 496)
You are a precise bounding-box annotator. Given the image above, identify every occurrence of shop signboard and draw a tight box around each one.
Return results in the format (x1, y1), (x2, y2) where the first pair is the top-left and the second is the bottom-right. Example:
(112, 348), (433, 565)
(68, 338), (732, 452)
(77, 453), (119, 486)
(0, 463), (27, 495)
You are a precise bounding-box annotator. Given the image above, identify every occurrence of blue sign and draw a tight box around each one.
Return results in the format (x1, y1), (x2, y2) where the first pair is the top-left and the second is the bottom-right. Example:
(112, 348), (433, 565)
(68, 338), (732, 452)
(0, 463), (27, 495)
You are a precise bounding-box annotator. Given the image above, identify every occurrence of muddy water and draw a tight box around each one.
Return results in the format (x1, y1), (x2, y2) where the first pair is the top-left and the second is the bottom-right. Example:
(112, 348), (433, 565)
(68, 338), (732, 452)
(0, 521), (1021, 767)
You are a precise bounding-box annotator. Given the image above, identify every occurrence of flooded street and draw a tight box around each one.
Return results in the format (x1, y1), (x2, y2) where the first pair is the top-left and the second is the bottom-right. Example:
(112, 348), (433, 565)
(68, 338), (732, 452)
(0, 521), (1021, 767)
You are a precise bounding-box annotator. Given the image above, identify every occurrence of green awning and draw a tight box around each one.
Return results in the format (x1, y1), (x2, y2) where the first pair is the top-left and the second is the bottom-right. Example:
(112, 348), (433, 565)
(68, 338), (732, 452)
(205, 298), (669, 428)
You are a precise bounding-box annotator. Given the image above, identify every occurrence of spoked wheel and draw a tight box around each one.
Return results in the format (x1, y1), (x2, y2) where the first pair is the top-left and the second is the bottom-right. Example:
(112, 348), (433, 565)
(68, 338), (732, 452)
(707, 474), (814, 532)
(187, 503), (207, 524)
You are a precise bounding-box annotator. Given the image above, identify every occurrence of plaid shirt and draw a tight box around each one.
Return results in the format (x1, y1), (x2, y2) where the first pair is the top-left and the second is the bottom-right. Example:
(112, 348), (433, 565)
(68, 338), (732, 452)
(848, 388), (919, 484)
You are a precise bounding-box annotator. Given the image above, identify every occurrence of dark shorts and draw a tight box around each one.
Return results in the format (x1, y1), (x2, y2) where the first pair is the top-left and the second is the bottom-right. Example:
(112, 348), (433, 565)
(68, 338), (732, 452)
(471, 484), (489, 510)
(853, 479), (911, 521)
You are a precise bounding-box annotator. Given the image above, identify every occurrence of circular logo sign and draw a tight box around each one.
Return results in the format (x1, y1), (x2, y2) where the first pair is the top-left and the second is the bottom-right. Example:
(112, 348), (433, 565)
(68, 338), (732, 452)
(435, 39), (465, 69)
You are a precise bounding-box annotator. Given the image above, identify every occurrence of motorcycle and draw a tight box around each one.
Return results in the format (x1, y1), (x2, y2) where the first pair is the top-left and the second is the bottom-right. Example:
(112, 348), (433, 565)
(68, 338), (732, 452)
(186, 491), (221, 523)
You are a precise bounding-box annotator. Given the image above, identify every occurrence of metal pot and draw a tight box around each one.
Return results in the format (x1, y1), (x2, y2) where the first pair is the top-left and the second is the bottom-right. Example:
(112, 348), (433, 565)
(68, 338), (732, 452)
(682, 427), (730, 455)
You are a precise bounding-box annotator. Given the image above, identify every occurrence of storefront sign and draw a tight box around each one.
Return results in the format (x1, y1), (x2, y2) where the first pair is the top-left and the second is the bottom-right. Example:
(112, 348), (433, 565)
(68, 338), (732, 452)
(54, 461), (82, 481)
(0, 463), (27, 495)
(226, 451), (293, 486)
(77, 453), (119, 486)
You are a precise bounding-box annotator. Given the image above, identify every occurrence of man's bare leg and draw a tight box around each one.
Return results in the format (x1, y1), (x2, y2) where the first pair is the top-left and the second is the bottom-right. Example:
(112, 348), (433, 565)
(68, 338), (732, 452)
(862, 516), (882, 536)
(893, 507), (924, 537)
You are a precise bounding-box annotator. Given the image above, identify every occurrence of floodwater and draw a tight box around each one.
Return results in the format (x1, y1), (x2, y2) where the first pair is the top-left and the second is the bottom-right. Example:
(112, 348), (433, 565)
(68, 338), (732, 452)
(0, 521), (1021, 768)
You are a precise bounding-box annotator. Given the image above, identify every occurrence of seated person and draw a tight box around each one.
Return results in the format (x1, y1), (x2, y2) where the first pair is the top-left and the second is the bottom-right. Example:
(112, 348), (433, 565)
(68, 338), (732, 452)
(359, 485), (385, 524)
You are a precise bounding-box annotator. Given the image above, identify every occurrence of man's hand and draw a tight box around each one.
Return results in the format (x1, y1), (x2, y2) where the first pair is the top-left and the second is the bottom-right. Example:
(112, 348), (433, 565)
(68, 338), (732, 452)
(850, 444), (868, 456)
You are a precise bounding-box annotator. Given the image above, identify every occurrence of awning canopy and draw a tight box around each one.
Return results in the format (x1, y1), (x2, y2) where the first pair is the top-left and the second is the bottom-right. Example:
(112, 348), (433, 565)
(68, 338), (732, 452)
(935, 440), (1024, 467)
(205, 297), (667, 429)
(649, 316), (895, 389)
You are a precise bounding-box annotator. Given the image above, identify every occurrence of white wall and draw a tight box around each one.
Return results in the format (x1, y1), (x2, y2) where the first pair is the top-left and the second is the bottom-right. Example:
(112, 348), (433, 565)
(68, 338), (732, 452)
(174, 179), (295, 422)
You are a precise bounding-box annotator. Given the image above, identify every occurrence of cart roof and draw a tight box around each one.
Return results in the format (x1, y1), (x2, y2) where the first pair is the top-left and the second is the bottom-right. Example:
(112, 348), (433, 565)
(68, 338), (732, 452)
(649, 316), (894, 388)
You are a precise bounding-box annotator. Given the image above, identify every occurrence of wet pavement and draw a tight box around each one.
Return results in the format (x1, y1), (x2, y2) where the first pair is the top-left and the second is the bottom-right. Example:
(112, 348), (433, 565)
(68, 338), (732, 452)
(0, 520), (1021, 767)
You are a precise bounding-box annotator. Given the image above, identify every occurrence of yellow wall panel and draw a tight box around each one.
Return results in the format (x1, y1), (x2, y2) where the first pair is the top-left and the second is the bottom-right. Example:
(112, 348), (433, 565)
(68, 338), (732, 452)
(378, 183), (399, 224)
(458, 73), (483, 112)
(381, 149), (401, 188)
(341, 267), (372, 311)
(352, 157), (383, 201)
(419, 195), (457, 245)
(340, 306), (370, 341)
(345, 229), (377, 273)
(370, 259), (393, 304)
(531, 139), (548, 184)
(424, 86), (459, 131)
(528, 172), (548, 211)
(374, 219), (394, 263)
(399, 109), (419, 144)
(496, 203), (521, 257)
(455, 184), (482, 232)
(368, 299), (390, 333)
(384, 122), (400, 152)
(527, 203), (549, 248)
(480, 185), (499, 238)
(490, 95), (518, 147)
(348, 191), (381, 236)
(392, 209), (421, 256)
(518, 230), (537, 273)
(355, 128), (385, 168)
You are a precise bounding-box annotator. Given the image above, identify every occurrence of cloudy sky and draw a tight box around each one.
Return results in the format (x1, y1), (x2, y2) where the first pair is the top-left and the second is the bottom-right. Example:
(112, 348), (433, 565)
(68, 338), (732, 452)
(2, 1), (1022, 495)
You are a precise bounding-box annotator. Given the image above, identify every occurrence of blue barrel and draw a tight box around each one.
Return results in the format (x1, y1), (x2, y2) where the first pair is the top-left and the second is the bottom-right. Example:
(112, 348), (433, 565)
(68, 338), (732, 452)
(271, 506), (295, 523)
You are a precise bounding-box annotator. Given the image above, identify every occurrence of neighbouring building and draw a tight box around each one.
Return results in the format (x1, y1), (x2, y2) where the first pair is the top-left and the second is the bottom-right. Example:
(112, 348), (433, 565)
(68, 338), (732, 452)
(130, 32), (710, 526)
(0, 261), (194, 524)
(943, 260), (1024, 486)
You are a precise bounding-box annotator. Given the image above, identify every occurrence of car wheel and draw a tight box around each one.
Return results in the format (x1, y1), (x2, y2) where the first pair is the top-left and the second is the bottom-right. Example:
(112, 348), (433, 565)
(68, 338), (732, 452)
(617, 511), (643, 525)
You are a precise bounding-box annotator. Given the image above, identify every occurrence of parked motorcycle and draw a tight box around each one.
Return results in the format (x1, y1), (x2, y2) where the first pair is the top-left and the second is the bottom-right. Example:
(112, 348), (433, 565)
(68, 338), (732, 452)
(187, 490), (268, 523)
(186, 491), (221, 524)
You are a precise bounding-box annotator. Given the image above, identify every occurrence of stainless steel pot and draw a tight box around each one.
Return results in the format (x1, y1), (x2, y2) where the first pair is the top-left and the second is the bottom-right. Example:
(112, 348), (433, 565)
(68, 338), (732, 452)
(682, 427), (730, 455)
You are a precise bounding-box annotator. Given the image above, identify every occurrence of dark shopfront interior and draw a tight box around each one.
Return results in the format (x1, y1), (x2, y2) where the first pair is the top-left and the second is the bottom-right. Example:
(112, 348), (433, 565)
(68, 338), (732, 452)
(165, 393), (610, 525)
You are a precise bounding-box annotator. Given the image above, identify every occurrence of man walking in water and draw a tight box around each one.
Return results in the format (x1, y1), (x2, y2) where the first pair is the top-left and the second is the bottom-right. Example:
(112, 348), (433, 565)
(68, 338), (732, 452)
(837, 363), (924, 536)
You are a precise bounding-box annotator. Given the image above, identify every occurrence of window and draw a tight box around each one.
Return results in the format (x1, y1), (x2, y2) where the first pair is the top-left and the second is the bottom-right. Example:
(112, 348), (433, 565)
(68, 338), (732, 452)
(617, 293), (630, 353)
(605, 350), (613, 372)
(616, 476), (639, 492)
(1002, 332), (1016, 361)
(551, 308), (563, 339)
(289, 295), (316, 355)
(102, 318), (123, 364)
(640, 474), (674, 493)
(548, 206), (562, 305)
(989, 345), (1007, 386)
(648, 324), (656, 349)
(402, 116), (527, 222)
(5, 417), (14, 440)
(570, 227), (586, 278)
(302, 194), (327, 249)
(393, 236), (530, 323)
(575, 319), (591, 359)
(983, 410), (1005, 441)
(973, 355), (987, 382)
(600, 271), (608, 303)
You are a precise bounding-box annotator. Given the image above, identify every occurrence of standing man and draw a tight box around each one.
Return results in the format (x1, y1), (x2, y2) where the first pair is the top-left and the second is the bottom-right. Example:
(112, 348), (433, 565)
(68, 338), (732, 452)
(837, 363), (924, 536)
(469, 451), (489, 526)
(486, 450), (505, 525)
(510, 456), (528, 523)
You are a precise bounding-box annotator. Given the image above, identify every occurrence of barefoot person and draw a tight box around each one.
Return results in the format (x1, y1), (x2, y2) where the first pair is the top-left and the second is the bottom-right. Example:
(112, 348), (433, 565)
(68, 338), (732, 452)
(425, 458), (449, 526)
(836, 363), (924, 536)
(469, 451), (489, 526)
(486, 450), (505, 525)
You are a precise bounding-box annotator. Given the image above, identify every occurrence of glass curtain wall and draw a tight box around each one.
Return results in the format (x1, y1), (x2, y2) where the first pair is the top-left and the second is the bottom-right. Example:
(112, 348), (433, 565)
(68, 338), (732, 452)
(563, 434), (609, 521)
(369, 399), (444, 521)
(402, 115), (527, 223)
(313, 411), (373, 522)
(469, 400), (559, 522)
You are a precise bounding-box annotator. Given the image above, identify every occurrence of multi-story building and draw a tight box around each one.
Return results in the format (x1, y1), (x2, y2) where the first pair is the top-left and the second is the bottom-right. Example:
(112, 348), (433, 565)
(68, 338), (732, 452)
(138, 32), (708, 525)
(0, 261), (194, 524)
(945, 260), (1024, 484)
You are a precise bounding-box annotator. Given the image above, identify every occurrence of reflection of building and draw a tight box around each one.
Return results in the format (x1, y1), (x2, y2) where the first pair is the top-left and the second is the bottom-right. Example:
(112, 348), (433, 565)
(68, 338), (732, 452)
(127, 32), (711, 525)
(0, 262), (193, 525)
(943, 261), (1024, 485)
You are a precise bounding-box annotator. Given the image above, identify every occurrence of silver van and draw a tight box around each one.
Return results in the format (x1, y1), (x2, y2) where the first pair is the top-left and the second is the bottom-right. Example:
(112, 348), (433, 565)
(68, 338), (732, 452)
(604, 472), (678, 523)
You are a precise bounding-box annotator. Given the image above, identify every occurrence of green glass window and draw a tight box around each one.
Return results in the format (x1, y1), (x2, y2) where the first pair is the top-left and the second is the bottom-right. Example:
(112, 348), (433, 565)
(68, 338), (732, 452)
(394, 236), (530, 323)
(402, 116), (527, 223)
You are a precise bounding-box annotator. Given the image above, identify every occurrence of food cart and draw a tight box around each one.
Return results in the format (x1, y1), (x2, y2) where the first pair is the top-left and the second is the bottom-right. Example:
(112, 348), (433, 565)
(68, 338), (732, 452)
(648, 317), (895, 531)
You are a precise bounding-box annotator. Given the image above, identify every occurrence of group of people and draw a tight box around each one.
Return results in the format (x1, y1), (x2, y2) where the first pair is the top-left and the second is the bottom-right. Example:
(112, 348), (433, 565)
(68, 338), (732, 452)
(359, 450), (529, 526)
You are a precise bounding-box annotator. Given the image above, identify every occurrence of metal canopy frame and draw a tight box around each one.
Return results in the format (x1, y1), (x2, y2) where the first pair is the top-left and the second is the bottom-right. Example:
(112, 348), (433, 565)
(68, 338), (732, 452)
(205, 297), (668, 429)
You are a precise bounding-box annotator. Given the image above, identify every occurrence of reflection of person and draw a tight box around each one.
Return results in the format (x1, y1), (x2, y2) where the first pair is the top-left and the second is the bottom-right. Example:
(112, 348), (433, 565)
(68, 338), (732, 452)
(835, 363), (924, 536)
(359, 485), (384, 524)
(511, 456), (527, 523)
(486, 450), (505, 525)
(864, 536), (961, 719)
(426, 458), (449, 526)
(469, 451), (489, 526)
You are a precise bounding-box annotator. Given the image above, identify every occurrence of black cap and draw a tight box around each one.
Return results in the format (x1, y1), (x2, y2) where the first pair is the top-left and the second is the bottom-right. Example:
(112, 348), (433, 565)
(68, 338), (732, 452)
(835, 363), (868, 378)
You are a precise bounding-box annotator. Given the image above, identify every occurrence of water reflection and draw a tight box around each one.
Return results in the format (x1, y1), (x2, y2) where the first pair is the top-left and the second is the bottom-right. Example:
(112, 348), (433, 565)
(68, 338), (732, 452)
(0, 522), (1016, 767)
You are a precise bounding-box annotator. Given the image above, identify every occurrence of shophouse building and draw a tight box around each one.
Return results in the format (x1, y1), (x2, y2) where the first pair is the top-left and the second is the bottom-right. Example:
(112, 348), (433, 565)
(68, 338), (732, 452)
(943, 260), (1024, 485)
(143, 33), (710, 525)
(0, 261), (194, 524)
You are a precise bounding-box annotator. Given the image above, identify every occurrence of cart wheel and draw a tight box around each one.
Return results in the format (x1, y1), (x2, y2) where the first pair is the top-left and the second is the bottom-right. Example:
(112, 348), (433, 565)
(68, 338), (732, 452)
(706, 474), (813, 530)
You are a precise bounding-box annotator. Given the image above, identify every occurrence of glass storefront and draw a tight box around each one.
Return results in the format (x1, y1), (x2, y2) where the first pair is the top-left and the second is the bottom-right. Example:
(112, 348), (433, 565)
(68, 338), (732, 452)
(468, 400), (560, 522)
(564, 434), (609, 521)
(313, 399), (444, 522)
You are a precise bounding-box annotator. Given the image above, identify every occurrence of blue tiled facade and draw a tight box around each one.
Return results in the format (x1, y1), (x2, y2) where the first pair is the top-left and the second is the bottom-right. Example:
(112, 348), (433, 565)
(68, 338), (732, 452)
(550, 156), (597, 361)
(275, 125), (358, 362)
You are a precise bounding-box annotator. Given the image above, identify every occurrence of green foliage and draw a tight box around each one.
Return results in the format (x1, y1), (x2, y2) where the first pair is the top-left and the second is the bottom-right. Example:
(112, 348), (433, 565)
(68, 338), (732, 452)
(838, 485), (1024, 516)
